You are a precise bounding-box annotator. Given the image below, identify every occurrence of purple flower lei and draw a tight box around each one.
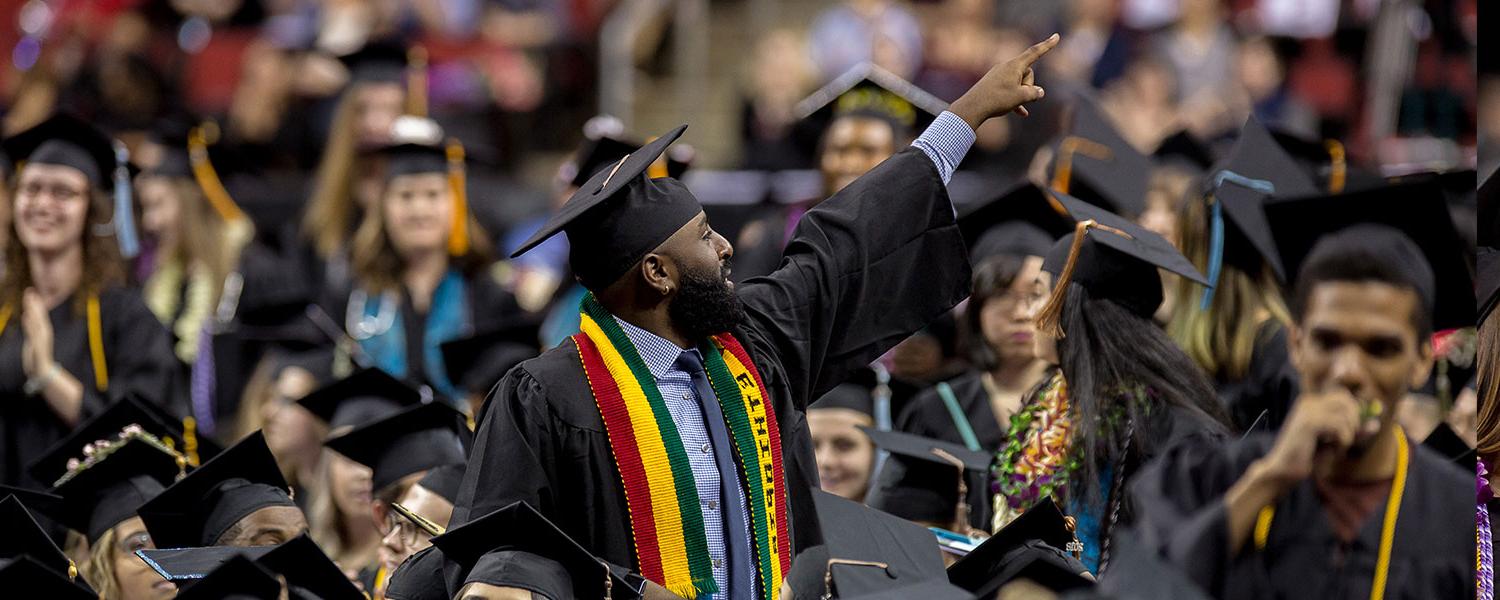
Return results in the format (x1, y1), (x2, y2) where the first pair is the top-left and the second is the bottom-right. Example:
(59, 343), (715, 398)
(1480, 460), (1493, 600)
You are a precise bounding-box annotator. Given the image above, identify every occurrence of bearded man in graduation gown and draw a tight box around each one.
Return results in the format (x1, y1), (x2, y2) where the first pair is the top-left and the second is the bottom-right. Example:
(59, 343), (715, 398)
(447, 35), (1062, 600)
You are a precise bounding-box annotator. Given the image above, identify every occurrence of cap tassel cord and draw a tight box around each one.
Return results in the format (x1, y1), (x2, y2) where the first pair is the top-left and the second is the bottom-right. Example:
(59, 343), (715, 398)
(112, 141), (139, 258)
(930, 447), (980, 538)
(822, 559), (889, 600)
(1035, 220), (1134, 338)
(1200, 171), (1276, 309)
(407, 46), (429, 118)
(446, 138), (469, 256)
(1325, 139), (1346, 194)
(188, 124), (246, 222)
(1049, 136), (1113, 195)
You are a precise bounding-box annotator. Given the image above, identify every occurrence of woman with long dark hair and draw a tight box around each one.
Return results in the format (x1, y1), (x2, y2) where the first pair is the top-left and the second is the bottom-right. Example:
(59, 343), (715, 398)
(989, 193), (1230, 575)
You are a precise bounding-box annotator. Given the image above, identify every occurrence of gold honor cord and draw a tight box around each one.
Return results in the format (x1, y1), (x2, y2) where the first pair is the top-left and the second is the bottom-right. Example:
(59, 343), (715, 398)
(188, 123), (247, 223)
(1253, 428), (1409, 600)
(1324, 139), (1347, 194)
(0, 296), (110, 393)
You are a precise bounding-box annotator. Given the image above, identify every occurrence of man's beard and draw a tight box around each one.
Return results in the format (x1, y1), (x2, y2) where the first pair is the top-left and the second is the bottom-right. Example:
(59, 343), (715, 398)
(668, 262), (744, 340)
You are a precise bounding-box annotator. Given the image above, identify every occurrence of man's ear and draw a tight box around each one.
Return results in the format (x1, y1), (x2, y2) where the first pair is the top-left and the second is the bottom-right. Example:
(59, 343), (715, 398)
(1409, 334), (1435, 389)
(639, 253), (675, 295)
(1286, 322), (1303, 373)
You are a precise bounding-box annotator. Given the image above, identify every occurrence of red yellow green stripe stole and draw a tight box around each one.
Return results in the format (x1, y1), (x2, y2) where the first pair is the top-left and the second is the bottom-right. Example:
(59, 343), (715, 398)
(573, 293), (791, 599)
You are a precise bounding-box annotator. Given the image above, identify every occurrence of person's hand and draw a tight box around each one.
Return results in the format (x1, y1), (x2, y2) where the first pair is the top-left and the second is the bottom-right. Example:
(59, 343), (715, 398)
(949, 33), (1060, 130)
(1258, 389), (1361, 489)
(19, 288), (54, 379)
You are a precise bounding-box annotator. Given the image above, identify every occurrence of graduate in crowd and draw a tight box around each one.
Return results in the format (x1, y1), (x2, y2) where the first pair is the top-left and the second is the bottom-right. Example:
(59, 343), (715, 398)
(1131, 183), (1476, 599)
(297, 368), (424, 577)
(1478, 170), (1498, 600)
(0, 494), (97, 596)
(1166, 118), (1319, 433)
(230, 348), (331, 509)
(0, 114), (180, 489)
(990, 192), (1232, 574)
(50, 428), (186, 600)
(137, 431), (307, 549)
(324, 400), (468, 596)
(898, 182), (1070, 451)
(299, 42), (414, 293)
(452, 35), (1061, 600)
(321, 116), (527, 406)
(733, 64), (947, 282)
(805, 369), (911, 504)
(440, 324), (541, 419)
(1043, 95), (1153, 223)
(862, 427), (992, 537)
(136, 534), (367, 599)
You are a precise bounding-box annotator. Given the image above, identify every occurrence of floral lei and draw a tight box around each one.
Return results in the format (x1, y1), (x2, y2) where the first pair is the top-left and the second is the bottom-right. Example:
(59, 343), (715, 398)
(990, 369), (1080, 529)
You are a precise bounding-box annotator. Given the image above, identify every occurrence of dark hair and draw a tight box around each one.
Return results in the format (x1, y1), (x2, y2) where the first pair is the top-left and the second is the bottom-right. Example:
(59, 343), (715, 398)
(1055, 283), (1231, 510)
(964, 255), (1026, 369)
(1290, 225), (1433, 343)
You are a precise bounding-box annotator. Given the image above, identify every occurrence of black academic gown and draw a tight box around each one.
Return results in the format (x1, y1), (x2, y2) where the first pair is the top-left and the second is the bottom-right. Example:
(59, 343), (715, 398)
(1217, 322), (1299, 434)
(321, 271), (528, 401)
(1129, 433), (1474, 600)
(0, 288), (177, 488)
(896, 371), (1008, 451)
(449, 148), (971, 593)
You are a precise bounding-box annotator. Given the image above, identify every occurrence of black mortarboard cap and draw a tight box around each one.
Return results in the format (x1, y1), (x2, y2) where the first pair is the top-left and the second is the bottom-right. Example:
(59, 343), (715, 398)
(794, 63), (947, 138)
(0, 486), (67, 545)
(947, 498), (1091, 596)
(440, 322), (541, 396)
(1268, 128), (1385, 193)
(958, 182), (1076, 263)
(2, 112), (124, 191)
(839, 581), (975, 600)
(384, 546), (449, 600)
(860, 427), (989, 526)
(324, 401), (467, 494)
(0, 495), (77, 580)
(1421, 422), (1475, 465)
(174, 555), (283, 600)
(415, 463), (466, 505)
(1196, 118), (1321, 289)
(372, 115), (455, 180)
(296, 367), (424, 430)
(1480, 170), (1499, 248)
(510, 125), (704, 291)
(339, 41), (409, 84)
(568, 135), (692, 189)
(1049, 96), (1153, 217)
(431, 501), (636, 599)
(1153, 130), (1215, 173)
(1038, 191), (1209, 322)
(1093, 534), (1212, 600)
(30, 394), (219, 486)
(143, 114), (196, 179)
(809, 367), (922, 420)
(50, 437), (184, 542)
(1263, 179), (1475, 331)
(1479, 246), (1500, 327)
(783, 489), (951, 600)
(0, 557), (96, 600)
(137, 432), (297, 548)
(138, 544), (276, 582)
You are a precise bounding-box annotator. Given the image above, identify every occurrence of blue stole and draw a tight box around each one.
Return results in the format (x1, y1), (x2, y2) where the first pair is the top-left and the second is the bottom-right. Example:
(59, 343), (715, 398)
(357, 269), (469, 400)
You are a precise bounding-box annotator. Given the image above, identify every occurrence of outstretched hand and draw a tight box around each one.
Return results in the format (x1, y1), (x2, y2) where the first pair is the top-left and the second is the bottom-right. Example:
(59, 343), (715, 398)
(949, 33), (1061, 130)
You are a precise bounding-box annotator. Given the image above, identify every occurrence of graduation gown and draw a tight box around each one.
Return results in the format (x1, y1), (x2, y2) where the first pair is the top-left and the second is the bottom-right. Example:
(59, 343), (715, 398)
(451, 147), (971, 591)
(896, 371), (1008, 451)
(1129, 433), (1474, 600)
(321, 270), (528, 402)
(0, 288), (178, 488)
(1217, 322), (1299, 434)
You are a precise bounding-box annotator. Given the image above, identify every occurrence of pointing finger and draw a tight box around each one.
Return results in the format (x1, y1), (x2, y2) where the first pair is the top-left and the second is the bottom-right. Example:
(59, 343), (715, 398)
(1017, 33), (1061, 67)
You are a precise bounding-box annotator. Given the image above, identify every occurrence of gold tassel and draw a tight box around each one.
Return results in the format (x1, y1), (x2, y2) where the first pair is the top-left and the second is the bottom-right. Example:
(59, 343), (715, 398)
(646, 136), (669, 179)
(1049, 136), (1113, 195)
(182, 416), (200, 467)
(1324, 139), (1346, 194)
(446, 138), (469, 257)
(1033, 220), (1134, 339)
(188, 123), (246, 223)
(407, 46), (429, 118)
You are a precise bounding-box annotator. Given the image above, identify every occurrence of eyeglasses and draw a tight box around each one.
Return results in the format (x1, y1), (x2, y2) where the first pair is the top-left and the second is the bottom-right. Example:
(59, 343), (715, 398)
(382, 509), (426, 548)
(17, 181), (85, 203)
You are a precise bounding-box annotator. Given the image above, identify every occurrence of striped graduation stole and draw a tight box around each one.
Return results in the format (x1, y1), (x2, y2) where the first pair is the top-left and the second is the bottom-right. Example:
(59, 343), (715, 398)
(573, 293), (791, 600)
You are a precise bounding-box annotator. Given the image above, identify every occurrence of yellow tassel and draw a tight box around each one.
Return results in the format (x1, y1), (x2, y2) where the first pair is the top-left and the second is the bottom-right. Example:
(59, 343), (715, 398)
(188, 123), (246, 223)
(646, 136), (669, 179)
(1324, 139), (1346, 194)
(446, 138), (469, 257)
(1254, 505), (1275, 550)
(182, 416), (200, 467)
(407, 46), (429, 118)
(1049, 136), (1113, 195)
(0, 302), (12, 336)
(87, 294), (108, 392)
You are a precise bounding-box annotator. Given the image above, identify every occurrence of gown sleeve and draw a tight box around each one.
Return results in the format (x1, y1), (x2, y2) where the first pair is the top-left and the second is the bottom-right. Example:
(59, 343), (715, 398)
(736, 148), (971, 408)
(95, 289), (181, 419)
